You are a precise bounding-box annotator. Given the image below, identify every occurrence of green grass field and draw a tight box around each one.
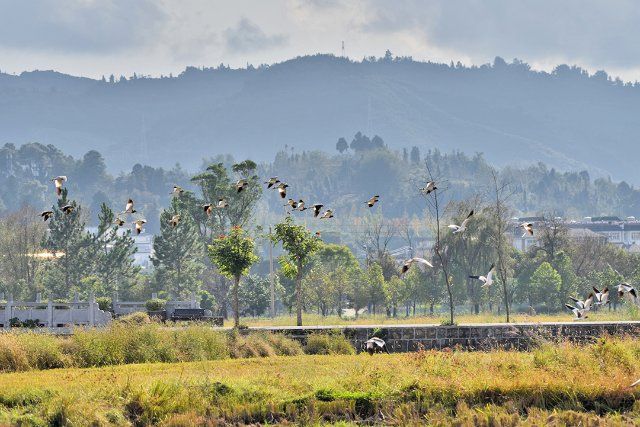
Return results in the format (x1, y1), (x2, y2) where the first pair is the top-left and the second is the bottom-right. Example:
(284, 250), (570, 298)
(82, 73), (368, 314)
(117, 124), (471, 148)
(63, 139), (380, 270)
(2, 336), (640, 425)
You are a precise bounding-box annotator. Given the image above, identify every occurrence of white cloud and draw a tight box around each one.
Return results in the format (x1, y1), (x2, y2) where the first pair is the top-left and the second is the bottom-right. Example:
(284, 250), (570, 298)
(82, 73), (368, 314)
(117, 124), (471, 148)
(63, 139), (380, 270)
(223, 18), (288, 54)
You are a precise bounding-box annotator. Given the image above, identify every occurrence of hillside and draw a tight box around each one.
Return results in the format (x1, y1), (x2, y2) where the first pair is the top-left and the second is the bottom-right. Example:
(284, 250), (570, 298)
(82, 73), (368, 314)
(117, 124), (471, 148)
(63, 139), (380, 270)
(1, 54), (639, 181)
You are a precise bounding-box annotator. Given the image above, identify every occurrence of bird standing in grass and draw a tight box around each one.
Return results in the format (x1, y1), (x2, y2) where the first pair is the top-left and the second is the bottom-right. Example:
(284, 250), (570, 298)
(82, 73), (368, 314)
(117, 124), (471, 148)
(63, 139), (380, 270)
(401, 257), (433, 275)
(469, 264), (495, 288)
(51, 176), (67, 196)
(448, 210), (474, 234)
(365, 337), (389, 355)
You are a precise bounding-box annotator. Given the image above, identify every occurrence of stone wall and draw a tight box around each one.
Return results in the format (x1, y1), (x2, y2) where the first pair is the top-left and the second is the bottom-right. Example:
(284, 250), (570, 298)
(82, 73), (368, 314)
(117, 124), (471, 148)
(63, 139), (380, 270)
(250, 321), (640, 352)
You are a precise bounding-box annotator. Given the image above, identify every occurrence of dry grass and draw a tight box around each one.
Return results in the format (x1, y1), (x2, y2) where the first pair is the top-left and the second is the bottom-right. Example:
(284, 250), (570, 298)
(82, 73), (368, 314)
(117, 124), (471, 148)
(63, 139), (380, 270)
(1, 337), (640, 425)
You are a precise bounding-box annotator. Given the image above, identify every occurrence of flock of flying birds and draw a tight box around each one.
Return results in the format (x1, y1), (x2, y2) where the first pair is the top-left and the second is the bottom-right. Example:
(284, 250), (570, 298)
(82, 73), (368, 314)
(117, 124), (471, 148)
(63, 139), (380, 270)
(39, 176), (639, 319)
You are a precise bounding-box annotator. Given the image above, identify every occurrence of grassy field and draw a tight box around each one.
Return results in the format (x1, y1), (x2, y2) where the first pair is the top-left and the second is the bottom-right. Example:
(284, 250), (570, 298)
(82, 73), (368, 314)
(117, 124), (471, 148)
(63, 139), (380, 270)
(1, 337), (640, 425)
(241, 307), (640, 327)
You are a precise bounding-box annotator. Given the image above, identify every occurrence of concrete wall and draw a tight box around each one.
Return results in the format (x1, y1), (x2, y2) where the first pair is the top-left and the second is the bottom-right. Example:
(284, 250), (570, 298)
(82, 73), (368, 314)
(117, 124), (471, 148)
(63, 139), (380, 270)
(250, 321), (640, 352)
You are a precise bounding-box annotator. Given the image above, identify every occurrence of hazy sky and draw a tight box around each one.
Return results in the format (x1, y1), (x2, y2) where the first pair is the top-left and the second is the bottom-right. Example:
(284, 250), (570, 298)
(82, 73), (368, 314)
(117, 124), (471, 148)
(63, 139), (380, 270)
(1, 0), (639, 80)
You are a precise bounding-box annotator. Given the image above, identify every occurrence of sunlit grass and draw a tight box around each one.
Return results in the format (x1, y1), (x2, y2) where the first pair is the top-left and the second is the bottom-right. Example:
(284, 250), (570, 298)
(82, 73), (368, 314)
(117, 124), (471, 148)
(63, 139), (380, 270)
(1, 337), (640, 425)
(242, 307), (640, 327)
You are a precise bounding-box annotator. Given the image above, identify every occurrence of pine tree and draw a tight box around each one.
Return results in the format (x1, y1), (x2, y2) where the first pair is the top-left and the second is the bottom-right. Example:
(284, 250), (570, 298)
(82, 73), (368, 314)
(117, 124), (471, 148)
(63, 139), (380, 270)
(43, 189), (93, 297)
(91, 203), (139, 295)
(152, 198), (204, 297)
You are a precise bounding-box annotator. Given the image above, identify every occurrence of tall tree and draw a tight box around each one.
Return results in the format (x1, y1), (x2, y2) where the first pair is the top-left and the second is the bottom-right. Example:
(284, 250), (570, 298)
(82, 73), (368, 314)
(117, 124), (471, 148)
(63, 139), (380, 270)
(272, 216), (321, 326)
(43, 189), (93, 297)
(152, 198), (204, 297)
(208, 226), (258, 327)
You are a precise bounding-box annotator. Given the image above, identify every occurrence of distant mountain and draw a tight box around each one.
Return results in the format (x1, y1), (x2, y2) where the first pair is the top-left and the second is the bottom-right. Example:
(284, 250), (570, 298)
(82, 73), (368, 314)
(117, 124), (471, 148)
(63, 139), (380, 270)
(1, 55), (639, 181)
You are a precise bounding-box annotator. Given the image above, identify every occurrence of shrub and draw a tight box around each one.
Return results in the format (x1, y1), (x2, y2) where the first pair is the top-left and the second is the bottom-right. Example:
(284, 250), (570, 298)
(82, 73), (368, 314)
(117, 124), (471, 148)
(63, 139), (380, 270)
(264, 333), (303, 356)
(96, 297), (112, 312)
(116, 312), (151, 326)
(0, 334), (30, 372)
(16, 333), (68, 370)
(172, 326), (229, 361)
(145, 299), (166, 312)
(304, 333), (355, 355)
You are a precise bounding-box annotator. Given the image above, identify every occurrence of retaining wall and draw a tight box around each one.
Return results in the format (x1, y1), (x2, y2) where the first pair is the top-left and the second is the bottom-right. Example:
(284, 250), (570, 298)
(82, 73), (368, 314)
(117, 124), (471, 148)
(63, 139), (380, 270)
(249, 321), (640, 352)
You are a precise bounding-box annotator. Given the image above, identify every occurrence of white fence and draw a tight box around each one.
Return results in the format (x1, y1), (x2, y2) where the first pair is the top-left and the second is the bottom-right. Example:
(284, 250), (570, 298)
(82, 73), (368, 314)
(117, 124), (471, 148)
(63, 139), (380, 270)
(0, 292), (202, 329)
(0, 293), (111, 329)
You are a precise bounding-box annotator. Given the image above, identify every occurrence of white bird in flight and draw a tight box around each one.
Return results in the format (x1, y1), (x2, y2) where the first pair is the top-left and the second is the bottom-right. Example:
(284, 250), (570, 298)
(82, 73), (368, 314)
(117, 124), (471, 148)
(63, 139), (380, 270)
(593, 286), (610, 305)
(448, 210), (474, 234)
(51, 176), (67, 196)
(469, 264), (495, 288)
(401, 257), (433, 275)
(520, 222), (534, 237)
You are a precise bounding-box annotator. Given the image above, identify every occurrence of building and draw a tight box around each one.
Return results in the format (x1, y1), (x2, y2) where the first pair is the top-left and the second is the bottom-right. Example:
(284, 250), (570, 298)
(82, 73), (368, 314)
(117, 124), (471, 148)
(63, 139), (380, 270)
(511, 216), (640, 252)
(85, 227), (154, 270)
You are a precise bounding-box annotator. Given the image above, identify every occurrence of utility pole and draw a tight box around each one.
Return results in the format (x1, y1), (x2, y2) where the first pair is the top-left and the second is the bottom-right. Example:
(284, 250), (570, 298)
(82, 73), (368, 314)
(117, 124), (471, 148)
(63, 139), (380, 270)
(269, 226), (275, 318)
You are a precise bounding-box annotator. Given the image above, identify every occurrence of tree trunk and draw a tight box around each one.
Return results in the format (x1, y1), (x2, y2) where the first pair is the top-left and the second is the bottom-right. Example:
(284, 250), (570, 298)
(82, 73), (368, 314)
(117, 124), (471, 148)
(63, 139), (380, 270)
(429, 302), (434, 316)
(296, 259), (303, 326)
(233, 275), (240, 328)
(474, 303), (479, 315)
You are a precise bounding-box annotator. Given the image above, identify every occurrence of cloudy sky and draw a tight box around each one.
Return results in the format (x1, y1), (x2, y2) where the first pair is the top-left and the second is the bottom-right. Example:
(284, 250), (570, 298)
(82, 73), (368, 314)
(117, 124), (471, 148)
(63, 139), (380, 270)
(1, 0), (639, 80)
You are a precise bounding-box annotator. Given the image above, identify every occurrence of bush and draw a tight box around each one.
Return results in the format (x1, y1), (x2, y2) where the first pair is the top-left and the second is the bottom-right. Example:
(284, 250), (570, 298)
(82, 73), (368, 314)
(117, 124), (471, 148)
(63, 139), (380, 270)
(16, 333), (68, 370)
(0, 334), (30, 372)
(96, 297), (112, 312)
(145, 299), (166, 312)
(264, 333), (303, 356)
(116, 312), (152, 326)
(304, 333), (355, 355)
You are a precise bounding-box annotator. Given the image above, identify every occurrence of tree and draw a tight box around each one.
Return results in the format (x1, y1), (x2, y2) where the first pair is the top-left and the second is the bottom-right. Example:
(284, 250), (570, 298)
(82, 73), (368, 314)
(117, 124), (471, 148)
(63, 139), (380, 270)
(410, 146), (420, 164)
(238, 274), (271, 317)
(529, 262), (562, 309)
(43, 189), (93, 297)
(209, 226), (259, 327)
(272, 216), (321, 326)
(91, 203), (139, 296)
(365, 263), (386, 314)
(336, 137), (348, 154)
(152, 198), (204, 297)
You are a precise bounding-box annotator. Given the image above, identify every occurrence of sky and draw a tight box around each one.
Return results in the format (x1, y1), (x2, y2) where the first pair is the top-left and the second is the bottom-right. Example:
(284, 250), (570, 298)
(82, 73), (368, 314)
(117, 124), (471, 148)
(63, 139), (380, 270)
(1, 0), (640, 81)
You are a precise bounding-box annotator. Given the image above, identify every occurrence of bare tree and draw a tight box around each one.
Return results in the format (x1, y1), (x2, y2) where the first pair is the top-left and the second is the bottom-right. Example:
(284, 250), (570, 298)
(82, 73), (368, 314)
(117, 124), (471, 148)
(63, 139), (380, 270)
(357, 212), (398, 279)
(421, 162), (455, 325)
(489, 171), (515, 322)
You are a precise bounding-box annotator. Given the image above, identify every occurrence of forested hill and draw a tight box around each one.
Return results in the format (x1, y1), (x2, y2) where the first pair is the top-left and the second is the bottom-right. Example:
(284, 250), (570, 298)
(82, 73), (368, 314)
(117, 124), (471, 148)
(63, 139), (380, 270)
(1, 54), (640, 181)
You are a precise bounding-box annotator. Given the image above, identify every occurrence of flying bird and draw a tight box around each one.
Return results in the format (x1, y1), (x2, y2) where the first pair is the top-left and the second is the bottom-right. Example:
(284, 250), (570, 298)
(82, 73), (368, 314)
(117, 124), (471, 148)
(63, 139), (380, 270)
(312, 204), (324, 218)
(297, 200), (307, 211)
(203, 204), (213, 215)
(40, 211), (53, 222)
(314, 231), (321, 238)
(520, 222), (534, 237)
(448, 210), (474, 234)
(365, 337), (389, 355)
(123, 199), (136, 214)
(217, 198), (229, 209)
(421, 181), (437, 195)
(171, 185), (184, 196)
(617, 283), (638, 304)
(366, 195), (380, 207)
(469, 264), (496, 288)
(236, 179), (248, 193)
(286, 199), (298, 209)
(133, 219), (147, 235)
(593, 286), (610, 305)
(264, 177), (280, 189)
(51, 176), (67, 196)
(169, 214), (181, 227)
(113, 217), (125, 227)
(320, 209), (334, 219)
(277, 183), (289, 199)
(401, 257), (433, 275)
(61, 205), (74, 215)
(569, 293), (594, 311)
(565, 303), (588, 319)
